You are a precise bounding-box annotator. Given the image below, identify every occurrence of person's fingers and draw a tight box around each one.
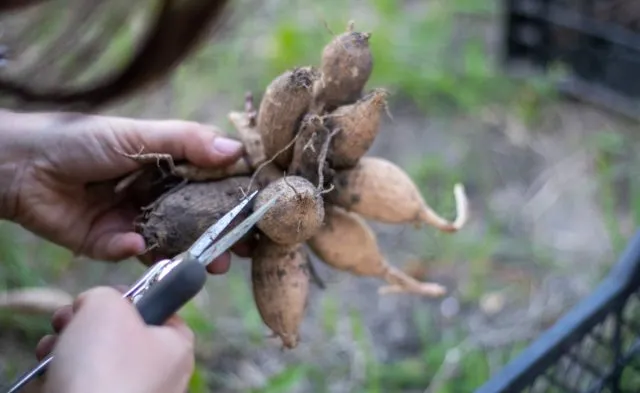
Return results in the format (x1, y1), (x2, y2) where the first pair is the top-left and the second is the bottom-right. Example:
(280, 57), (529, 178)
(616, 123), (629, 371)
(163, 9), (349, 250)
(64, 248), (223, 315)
(72, 286), (125, 314)
(112, 284), (130, 294)
(137, 248), (232, 275)
(35, 334), (57, 361)
(206, 252), (231, 274)
(78, 207), (146, 261)
(106, 117), (244, 173)
(230, 238), (256, 259)
(162, 314), (195, 344)
(51, 305), (73, 333)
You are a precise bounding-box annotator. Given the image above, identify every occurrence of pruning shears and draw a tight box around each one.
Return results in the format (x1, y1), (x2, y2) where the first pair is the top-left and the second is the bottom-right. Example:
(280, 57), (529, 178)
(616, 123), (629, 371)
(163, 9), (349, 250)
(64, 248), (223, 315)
(4, 189), (281, 393)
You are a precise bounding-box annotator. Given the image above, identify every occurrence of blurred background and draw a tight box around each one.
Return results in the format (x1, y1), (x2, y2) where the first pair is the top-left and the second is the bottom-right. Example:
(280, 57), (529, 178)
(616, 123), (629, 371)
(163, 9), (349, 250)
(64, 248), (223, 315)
(1, 0), (640, 392)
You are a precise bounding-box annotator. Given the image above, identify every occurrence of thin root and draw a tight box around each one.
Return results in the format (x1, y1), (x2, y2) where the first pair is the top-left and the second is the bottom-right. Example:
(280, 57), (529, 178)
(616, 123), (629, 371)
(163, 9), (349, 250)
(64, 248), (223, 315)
(318, 184), (334, 195)
(246, 132), (302, 193)
(379, 265), (447, 297)
(315, 126), (341, 193)
(115, 146), (177, 174)
(282, 175), (299, 197)
(419, 183), (470, 232)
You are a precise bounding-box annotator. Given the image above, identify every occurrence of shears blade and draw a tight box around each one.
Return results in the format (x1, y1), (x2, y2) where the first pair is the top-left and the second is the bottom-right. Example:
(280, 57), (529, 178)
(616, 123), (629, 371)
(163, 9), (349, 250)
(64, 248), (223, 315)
(186, 190), (258, 260)
(197, 191), (282, 264)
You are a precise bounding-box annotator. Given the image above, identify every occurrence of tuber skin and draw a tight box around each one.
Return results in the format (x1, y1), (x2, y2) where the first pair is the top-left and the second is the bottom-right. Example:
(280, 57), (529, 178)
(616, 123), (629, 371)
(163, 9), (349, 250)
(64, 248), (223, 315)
(313, 21), (373, 110)
(257, 66), (319, 169)
(307, 205), (446, 297)
(325, 88), (389, 169)
(288, 114), (336, 188)
(251, 237), (310, 349)
(254, 176), (325, 245)
(327, 157), (469, 232)
(135, 176), (255, 259)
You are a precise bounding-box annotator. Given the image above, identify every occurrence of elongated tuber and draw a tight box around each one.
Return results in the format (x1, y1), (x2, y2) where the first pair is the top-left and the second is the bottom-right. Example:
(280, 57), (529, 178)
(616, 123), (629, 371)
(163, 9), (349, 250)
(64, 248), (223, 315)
(328, 157), (469, 232)
(257, 66), (319, 169)
(307, 205), (446, 297)
(314, 21), (373, 109)
(251, 238), (310, 349)
(254, 176), (325, 245)
(325, 88), (388, 169)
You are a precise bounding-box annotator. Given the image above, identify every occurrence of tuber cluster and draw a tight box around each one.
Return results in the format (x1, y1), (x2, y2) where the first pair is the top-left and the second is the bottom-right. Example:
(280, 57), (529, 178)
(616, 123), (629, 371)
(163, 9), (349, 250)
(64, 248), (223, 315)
(116, 20), (470, 350)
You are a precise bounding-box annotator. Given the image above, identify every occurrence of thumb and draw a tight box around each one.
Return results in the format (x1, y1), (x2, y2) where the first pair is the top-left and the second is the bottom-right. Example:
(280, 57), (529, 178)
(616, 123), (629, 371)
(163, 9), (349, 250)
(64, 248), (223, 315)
(109, 117), (245, 168)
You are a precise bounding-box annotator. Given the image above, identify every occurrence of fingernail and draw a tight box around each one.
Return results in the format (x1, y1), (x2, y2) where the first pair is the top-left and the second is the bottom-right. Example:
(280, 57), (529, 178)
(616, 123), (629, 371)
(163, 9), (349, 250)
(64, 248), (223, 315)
(211, 137), (243, 155)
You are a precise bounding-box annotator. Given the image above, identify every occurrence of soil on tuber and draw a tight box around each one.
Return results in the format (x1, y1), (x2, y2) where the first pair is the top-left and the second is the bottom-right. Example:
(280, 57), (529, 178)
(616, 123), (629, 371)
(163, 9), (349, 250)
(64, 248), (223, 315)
(135, 176), (255, 259)
(251, 237), (310, 349)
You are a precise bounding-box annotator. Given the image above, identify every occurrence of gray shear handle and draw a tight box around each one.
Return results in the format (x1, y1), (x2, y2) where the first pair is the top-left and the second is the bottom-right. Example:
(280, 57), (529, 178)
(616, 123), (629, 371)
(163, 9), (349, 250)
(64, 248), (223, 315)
(135, 258), (207, 326)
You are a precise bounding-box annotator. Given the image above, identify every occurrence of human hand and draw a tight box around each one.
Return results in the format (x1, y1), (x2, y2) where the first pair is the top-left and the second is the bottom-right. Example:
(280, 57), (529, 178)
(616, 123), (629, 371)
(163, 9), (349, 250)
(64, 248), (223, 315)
(0, 110), (249, 272)
(35, 286), (195, 393)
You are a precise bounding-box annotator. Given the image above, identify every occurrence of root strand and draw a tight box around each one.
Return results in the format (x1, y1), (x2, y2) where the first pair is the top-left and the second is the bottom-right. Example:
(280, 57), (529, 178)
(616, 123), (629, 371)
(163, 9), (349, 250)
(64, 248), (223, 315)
(246, 132), (301, 193)
(420, 183), (470, 232)
(379, 265), (446, 297)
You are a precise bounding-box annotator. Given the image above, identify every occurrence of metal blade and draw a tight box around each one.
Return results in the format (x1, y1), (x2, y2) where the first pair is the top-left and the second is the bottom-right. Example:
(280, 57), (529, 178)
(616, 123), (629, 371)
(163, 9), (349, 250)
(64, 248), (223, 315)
(187, 190), (258, 258)
(197, 191), (282, 265)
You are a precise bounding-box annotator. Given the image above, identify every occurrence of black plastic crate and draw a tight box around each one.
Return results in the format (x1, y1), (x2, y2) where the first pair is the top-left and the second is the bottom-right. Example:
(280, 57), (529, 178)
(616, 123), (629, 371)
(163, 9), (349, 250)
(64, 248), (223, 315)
(502, 0), (640, 119)
(474, 229), (640, 393)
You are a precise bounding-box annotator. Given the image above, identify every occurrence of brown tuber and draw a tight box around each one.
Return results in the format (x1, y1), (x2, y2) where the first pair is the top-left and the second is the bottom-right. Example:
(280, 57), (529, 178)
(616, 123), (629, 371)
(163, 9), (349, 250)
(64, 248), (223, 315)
(314, 20), (373, 109)
(254, 176), (325, 245)
(327, 157), (469, 232)
(135, 176), (255, 259)
(307, 205), (446, 297)
(251, 238), (310, 349)
(325, 88), (389, 169)
(257, 66), (319, 169)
